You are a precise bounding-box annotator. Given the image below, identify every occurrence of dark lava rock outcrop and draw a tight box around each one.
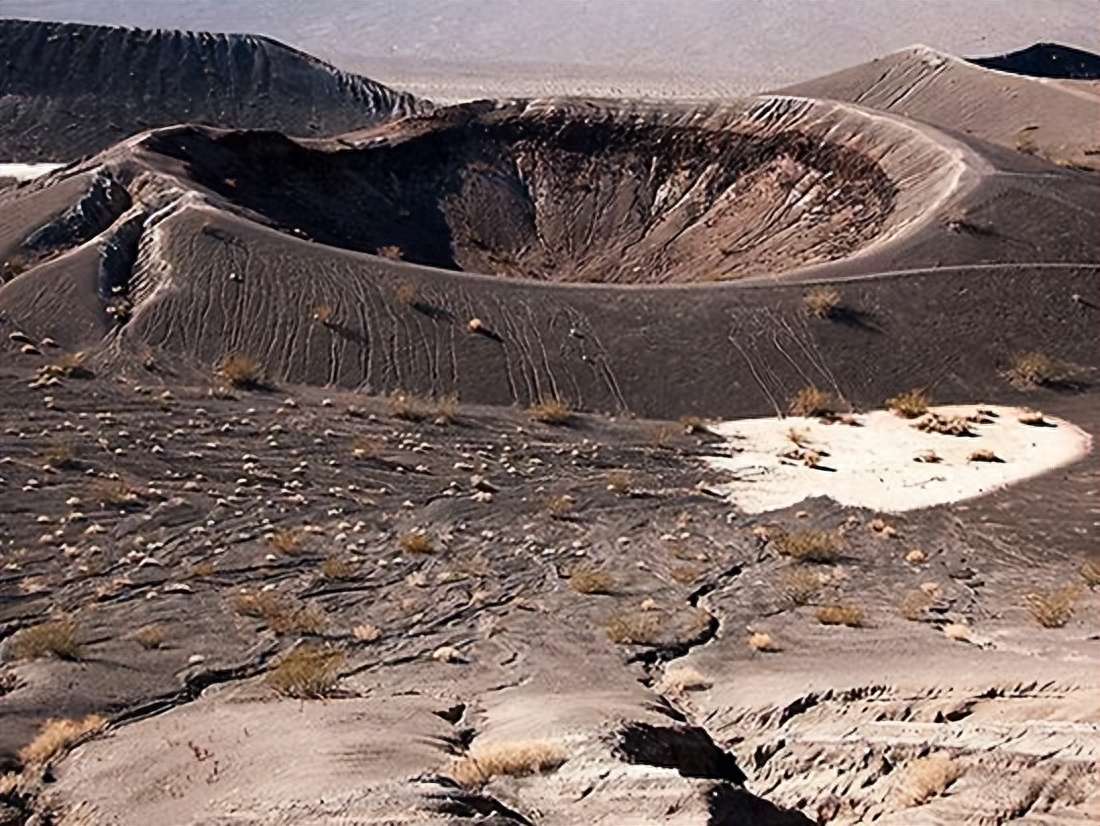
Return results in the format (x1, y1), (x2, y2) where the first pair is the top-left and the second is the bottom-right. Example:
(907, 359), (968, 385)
(0, 19), (424, 162)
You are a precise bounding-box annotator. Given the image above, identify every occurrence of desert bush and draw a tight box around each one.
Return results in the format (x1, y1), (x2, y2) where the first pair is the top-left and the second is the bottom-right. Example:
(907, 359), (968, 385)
(353, 623), (381, 642)
(802, 286), (841, 318)
(657, 666), (712, 695)
(670, 565), (703, 585)
(914, 413), (972, 436)
(378, 245), (404, 261)
(388, 390), (429, 422)
(42, 441), (81, 470)
(967, 448), (1001, 463)
(900, 589), (933, 621)
(18, 715), (105, 766)
(189, 559), (216, 579)
(780, 567), (825, 605)
(320, 555), (358, 581)
(1080, 560), (1100, 588)
(434, 394), (459, 425)
(607, 611), (662, 645)
(680, 415), (708, 434)
(815, 604), (865, 627)
(529, 396), (572, 425)
(1023, 585), (1080, 628)
(7, 617), (81, 661)
(132, 624), (166, 650)
(264, 643), (343, 699)
(1017, 408), (1048, 426)
(37, 351), (93, 380)
(449, 739), (569, 788)
(267, 528), (304, 555)
(351, 435), (386, 459)
(568, 564), (614, 595)
(748, 631), (781, 652)
(885, 389), (931, 419)
(605, 469), (635, 493)
(2, 253), (31, 280)
(1004, 351), (1070, 389)
(545, 494), (575, 518)
(216, 353), (265, 389)
(788, 386), (838, 418)
(398, 530), (435, 555)
(891, 752), (963, 807)
(772, 528), (841, 563)
(311, 303), (334, 325)
(230, 590), (325, 635)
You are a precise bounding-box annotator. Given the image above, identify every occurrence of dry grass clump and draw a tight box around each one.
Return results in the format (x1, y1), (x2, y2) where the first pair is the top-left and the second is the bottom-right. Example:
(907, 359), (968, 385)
(18, 715), (106, 766)
(189, 559), (216, 579)
(351, 435), (386, 459)
(967, 448), (1002, 463)
(913, 412), (972, 436)
(680, 415), (709, 434)
(311, 303), (334, 325)
(1003, 351), (1069, 389)
(657, 666), (713, 695)
(264, 643), (344, 699)
(607, 611), (662, 645)
(353, 623), (381, 642)
(544, 494), (575, 518)
(42, 441), (81, 470)
(388, 390), (429, 422)
(605, 469), (635, 493)
(815, 604), (865, 627)
(780, 567), (825, 605)
(670, 565), (704, 585)
(393, 282), (417, 306)
(1023, 585), (1080, 628)
(216, 353), (265, 389)
(748, 631), (782, 652)
(377, 245), (404, 261)
(449, 739), (570, 788)
(772, 528), (841, 563)
(900, 589), (934, 621)
(37, 351), (93, 380)
(802, 286), (841, 318)
(86, 477), (140, 507)
(568, 564), (614, 595)
(434, 394), (459, 425)
(1017, 408), (1048, 426)
(230, 590), (326, 635)
(7, 617), (81, 661)
(788, 386), (838, 418)
(891, 752), (964, 808)
(131, 624), (166, 650)
(885, 389), (931, 419)
(1080, 560), (1100, 588)
(320, 555), (358, 581)
(267, 527), (304, 555)
(398, 530), (435, 555)
(529, 396), (572, 425)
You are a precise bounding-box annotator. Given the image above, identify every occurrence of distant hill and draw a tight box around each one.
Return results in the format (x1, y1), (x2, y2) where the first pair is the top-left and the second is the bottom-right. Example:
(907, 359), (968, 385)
(0, 18), (425, 161)
(970, 42), (1100, 80)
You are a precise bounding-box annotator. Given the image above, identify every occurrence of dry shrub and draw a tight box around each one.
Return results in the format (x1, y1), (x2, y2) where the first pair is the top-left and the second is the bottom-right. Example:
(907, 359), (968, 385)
(86, 478), (140, 507)
(657, 666), (712, 695)
(320, 555), (358, 581)
(7, 617), (81, 661)
(399, 530), (435, 555)
(18, 715), (106, 766)
(267, 528), (304, 555)
(450, 740), (569, 788)
(913, 413), (972, 436)
(393, 282), (417, 306)
(353, 623), (381, 642)
(544, 494), (575, 518)
(132, 624), (165, 650)
(264, 643), (343, 699)
(670, 565), (703, 585)
(788, 386), (838, 418)
(230, 590), (326, 635)
(605, 469), (635, 493)
(885, 389), (931, 419)
(900, 589), (933, 621)
(802, 286), (841, 318)
(891, 752), (964, 808)
(37, 351), (92, 380)
(388, 390), (429, 422)
(351, 435), (385, 459)
(748, 631), (781, 652)
(378, 245), (404, 261)
(216, 354), (265, 389)
(780, 567), (824, 605)
(434, 394), (459, 425)
(42, 441), (81, 470)
(1080, 560), (1100, 588)
(311, 303), (334, 325)
(680, 415), (708, 435)
(772, 528), (841, 563)
(607, 611), (662, 645)
(1023, 585), (1080, 628)
(815, 604), (864, 627)
(568, 564), (614, 595)
(967, 448), (1001, 463)
(529, 396), (572, 425)
(1004, 351), (1070, 389)
(189, 559), (216, 579)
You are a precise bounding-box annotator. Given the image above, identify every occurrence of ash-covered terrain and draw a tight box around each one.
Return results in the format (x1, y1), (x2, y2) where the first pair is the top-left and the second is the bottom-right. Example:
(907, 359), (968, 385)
(0, 18), (1098, 826)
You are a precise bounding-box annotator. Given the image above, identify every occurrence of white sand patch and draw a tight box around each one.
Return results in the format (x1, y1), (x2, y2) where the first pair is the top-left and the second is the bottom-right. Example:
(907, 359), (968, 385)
(703, 405), (1091, 514)
(0, 162), (64, 181)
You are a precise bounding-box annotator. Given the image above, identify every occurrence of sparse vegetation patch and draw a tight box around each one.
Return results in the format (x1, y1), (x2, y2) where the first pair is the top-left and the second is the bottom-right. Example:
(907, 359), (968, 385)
(450, 740), (569, 788)
(772, 528), (841, 563)
(19, 715), (106, 766)
(7, 617), (81, 661)
(529, 396), (572, 425)
(802, 286), (841, 318)
(815, 604), (864, 627)
(264, 643), (344, 699)
(788, 386), (838, 418)
(1023, 586), (1079, 628)
(885, 389), (931, 418)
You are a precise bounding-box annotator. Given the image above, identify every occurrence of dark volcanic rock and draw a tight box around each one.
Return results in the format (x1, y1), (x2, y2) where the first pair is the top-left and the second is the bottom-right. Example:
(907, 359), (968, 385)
(0, 18), (425, 161)
(970, 42), (1100, 80)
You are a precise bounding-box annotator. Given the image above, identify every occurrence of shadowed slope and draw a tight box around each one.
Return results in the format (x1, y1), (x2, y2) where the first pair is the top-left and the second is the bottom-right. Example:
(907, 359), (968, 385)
(970, 42), (1100, 80)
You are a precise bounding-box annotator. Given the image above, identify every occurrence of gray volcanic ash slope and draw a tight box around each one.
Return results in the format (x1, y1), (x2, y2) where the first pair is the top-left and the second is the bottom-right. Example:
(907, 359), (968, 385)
(0, 19), (425, 162)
